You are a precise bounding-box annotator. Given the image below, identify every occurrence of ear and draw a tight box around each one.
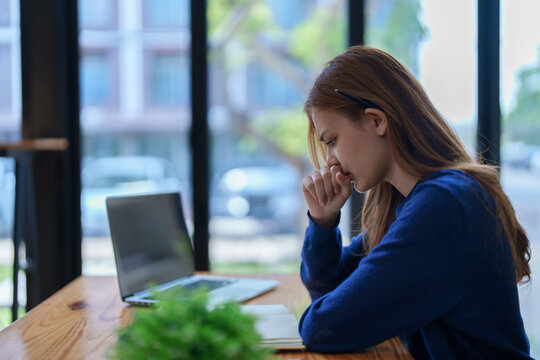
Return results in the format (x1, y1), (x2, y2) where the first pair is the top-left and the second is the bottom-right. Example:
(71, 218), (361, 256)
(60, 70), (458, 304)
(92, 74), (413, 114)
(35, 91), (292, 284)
(364, 108), (387, 136)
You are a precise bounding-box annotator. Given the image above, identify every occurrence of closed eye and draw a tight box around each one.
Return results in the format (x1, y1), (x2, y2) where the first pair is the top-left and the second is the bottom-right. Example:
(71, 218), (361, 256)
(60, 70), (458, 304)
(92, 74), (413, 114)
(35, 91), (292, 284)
(324, 138), (336, 146)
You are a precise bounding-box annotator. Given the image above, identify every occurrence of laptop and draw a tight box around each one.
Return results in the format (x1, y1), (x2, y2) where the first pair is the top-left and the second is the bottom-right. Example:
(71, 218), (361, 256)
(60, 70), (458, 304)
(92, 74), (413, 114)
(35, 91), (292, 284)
(106, 191), (278, 306)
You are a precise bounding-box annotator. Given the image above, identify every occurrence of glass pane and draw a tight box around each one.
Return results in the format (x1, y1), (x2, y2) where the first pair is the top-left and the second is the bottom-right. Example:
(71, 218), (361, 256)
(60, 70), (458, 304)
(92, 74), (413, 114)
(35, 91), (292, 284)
(0, 46), (11, 109)
(143, 0), (189, 28)
(0, 0), (20, 141)
(147, 51), (189, 106)
(366, 0), (477, 153)
(79, 0), (116, 29)
(501, 1), (540, 357)
(0, 0), (23, 329)
(80, 50), (116, 107)
(0, 0), (9, 25)
(208, 0), (347, 273)
(79, 0), (192, 275)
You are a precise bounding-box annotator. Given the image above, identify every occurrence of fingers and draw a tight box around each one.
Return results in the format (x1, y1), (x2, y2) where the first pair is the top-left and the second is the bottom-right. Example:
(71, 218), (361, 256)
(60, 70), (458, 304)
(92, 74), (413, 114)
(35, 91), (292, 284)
(336, 171), (352, 196)
(320, 167), (335, 202)
(302, 167), (335, 206)
(330, 165), (341, 195)
(313, 171), (328, 206)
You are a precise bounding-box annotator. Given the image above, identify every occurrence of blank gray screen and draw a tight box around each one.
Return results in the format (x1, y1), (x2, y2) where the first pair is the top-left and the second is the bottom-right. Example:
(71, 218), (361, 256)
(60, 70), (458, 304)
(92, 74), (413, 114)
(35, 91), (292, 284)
(106, 192), (194, 297)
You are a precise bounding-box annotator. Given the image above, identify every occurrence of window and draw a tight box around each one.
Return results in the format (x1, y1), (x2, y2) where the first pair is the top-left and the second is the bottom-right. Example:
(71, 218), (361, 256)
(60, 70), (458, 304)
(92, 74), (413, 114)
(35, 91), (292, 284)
(78, 0), (117, 29)
(80, 49), (117, 107)
(142, 0), (189, 29)
(366, 0), (477, 153)
(0, 45), (10, 110)
(249, 64), (303, 108)
(0, 0), (9, 25)
(78, 0), (191, 276)
(267, 0), (307, 30)
(208, 0), (347, 272)
(145, 50), (189, 107)
(501, 1), (540, 357)
(0, 0), (21, 330)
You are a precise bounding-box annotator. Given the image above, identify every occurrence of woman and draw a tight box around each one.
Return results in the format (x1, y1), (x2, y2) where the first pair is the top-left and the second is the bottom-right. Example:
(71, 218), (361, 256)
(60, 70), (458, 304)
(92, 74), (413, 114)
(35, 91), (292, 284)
(299, 46), (532, 359)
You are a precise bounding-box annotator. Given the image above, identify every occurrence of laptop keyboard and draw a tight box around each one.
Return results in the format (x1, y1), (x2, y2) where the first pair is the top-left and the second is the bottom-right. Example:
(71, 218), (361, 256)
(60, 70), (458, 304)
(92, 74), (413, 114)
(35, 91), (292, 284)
(143, 279), (234, 300)
(181, 279), (233, 292)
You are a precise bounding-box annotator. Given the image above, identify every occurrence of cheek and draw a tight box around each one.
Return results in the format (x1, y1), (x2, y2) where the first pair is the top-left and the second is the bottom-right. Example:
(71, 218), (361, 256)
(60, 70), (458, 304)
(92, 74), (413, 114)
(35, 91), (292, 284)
(352, 139), (390, 186)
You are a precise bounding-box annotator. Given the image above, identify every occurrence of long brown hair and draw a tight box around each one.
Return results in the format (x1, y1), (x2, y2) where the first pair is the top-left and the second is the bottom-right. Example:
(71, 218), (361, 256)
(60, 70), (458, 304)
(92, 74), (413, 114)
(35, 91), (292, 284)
(305, 46), (531, 283)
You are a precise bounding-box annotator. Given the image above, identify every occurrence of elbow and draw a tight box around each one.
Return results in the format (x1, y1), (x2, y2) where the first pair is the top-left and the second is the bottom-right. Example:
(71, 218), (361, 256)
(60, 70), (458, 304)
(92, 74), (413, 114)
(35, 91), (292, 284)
(298, 306), (340, 353)
(299, 323), (324, 352)
(299, 303), (368, 354)
(300, 325), (351, 353)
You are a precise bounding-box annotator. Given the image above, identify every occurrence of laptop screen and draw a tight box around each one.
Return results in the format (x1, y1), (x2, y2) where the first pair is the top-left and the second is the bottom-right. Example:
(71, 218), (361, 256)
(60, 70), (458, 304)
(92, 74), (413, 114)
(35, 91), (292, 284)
(106, 192), (195, 298)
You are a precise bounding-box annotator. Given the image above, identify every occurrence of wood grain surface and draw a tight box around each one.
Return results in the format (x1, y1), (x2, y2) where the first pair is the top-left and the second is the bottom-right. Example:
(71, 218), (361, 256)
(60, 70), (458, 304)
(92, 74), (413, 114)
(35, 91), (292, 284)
(0, 138), (69, 152)
(0, 275), (412, 359)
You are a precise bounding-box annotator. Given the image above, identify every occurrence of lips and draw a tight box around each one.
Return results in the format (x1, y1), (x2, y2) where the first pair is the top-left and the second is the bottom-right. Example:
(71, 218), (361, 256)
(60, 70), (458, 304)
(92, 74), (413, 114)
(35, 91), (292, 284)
(341, 171), (353, 181)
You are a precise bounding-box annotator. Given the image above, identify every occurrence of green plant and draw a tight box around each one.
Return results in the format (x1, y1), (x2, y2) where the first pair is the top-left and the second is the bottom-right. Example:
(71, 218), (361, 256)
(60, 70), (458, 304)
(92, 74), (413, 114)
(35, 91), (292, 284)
(108, 287), (272, 360)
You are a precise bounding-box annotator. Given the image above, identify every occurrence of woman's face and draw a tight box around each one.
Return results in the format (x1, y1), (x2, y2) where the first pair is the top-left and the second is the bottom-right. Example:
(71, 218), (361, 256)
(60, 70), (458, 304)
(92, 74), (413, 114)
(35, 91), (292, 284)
(311, 108), (393, 193)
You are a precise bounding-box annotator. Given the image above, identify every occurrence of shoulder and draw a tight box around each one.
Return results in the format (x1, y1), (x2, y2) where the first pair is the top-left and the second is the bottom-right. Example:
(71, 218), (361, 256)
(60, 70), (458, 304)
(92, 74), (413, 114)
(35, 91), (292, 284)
(409, 169), (489, 207)
(398, 169), (494, 228)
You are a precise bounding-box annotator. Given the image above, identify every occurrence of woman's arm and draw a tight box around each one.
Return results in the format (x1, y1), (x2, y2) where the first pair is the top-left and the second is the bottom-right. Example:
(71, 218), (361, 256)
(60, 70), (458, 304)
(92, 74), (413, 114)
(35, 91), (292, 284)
(301, 212), (366, 300)
(299, 185), (468, 352)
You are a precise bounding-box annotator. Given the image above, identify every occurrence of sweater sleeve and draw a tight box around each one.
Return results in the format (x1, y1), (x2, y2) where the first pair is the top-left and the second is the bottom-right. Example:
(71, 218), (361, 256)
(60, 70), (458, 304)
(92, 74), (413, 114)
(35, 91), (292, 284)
(298, 184), (468, 353)
(300, 212), (366, 301)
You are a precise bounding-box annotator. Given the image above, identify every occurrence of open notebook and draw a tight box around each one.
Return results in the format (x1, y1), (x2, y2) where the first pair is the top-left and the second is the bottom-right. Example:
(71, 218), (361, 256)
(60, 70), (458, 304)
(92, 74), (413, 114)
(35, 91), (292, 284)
(241, 304), (305, 350)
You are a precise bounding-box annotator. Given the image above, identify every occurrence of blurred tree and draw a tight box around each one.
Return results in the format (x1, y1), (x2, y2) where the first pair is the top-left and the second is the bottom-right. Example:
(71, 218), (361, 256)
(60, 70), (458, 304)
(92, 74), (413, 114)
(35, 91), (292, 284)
(366, 0), (426, 74)
(504, 60), (540, 144)
(208, 0), (345, 174)
(208, 0), (426, 174)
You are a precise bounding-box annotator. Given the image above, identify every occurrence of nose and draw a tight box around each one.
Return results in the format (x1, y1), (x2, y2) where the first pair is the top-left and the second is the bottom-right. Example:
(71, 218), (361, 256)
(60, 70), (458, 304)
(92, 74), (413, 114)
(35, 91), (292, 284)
(325, 150), (339, 168)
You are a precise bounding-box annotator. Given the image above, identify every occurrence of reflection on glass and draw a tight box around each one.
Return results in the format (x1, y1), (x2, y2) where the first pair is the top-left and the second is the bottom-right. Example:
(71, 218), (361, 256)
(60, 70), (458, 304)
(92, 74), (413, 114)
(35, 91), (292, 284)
(208, 0), (347, 272)
(79, 0), (191, 276)
(501, 1), (540, 357)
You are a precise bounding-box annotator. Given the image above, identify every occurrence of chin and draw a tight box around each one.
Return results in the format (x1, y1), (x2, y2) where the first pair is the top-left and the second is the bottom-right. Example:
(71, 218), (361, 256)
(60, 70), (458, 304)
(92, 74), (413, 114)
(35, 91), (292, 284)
(352, 181), (368, 193)
(352, 181), (377, 193)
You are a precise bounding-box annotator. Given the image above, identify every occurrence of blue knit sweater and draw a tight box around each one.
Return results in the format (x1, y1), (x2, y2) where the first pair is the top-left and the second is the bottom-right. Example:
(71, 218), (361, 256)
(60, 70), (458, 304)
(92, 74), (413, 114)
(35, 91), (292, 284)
(299, 169), (531, 359)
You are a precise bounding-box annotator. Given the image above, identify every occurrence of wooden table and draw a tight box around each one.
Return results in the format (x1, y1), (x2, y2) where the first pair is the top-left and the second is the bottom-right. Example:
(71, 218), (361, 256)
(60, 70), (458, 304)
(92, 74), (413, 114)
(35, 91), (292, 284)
(0, 274), (412, 359)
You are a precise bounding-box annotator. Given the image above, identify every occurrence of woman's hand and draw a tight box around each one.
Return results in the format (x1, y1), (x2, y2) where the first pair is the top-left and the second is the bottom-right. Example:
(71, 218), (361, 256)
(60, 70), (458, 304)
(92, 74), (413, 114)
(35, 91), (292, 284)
(302, 165), (352, 227)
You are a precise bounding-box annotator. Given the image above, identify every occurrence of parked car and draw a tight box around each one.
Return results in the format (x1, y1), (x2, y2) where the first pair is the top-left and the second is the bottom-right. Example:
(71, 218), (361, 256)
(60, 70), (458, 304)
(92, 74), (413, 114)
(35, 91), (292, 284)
(81, 156), (184, 236)
(211, 164), (303, 235)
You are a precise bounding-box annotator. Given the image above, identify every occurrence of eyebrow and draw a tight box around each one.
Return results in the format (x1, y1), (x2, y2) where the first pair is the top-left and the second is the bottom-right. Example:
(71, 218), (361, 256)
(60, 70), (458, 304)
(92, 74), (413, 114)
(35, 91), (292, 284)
(334, 89), (382, 110)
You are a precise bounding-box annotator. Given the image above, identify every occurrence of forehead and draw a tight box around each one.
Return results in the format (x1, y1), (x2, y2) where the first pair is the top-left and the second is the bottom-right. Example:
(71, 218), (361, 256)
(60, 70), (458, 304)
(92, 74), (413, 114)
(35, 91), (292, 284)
(310, 109), (352, 134)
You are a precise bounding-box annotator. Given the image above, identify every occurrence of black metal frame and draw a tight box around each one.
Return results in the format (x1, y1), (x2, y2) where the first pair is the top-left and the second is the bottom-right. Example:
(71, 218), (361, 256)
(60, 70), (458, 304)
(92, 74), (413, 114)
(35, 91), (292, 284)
(477, 0), (500, 166)
(190, 0), (210, 270)
(348, 0), (367, 236)
(18, 0), (81, 311)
